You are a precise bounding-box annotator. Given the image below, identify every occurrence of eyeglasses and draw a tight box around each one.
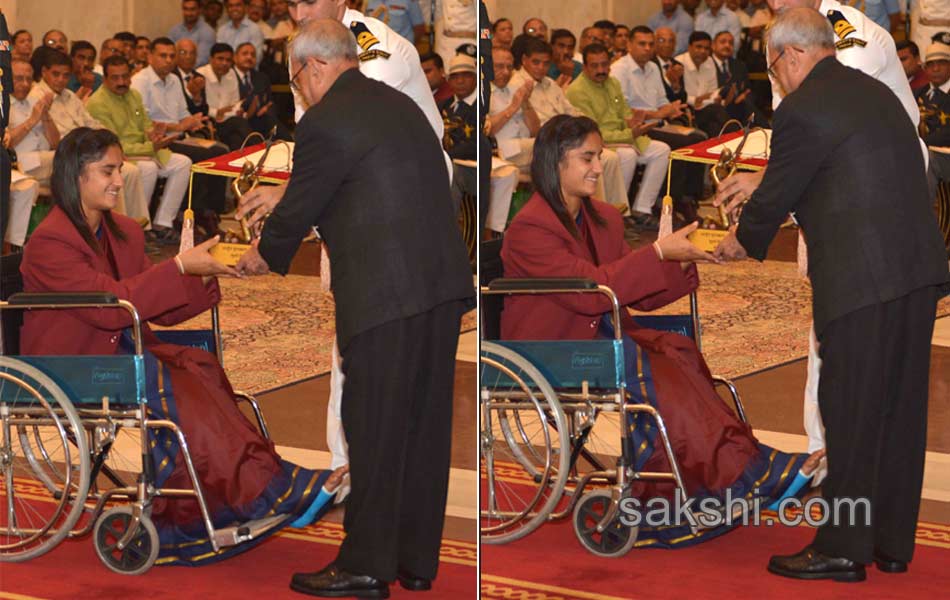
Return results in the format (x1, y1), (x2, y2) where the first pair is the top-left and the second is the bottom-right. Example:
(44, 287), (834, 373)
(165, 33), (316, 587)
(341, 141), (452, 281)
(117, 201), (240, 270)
(289, 58), (325, 92)
(766, 49), (786, 78)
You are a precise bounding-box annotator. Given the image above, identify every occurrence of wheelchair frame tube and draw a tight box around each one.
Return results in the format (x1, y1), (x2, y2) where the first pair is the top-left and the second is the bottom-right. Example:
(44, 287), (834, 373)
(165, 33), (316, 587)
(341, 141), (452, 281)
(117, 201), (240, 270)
(479, 285), (624, 342)
(0, 300), (145, 357)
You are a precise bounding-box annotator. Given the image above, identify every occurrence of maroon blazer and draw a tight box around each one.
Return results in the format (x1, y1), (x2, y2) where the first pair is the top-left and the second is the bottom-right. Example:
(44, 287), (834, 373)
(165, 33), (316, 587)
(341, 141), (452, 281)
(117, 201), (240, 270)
(500, 193), (698, 340)
(20, 206), (219, 356)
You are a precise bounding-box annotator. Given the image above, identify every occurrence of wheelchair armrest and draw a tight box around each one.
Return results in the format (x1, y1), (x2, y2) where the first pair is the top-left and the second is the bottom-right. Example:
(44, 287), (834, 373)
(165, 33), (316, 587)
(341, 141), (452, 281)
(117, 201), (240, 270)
(486, 278), (598, 292)
(7, 292), (119, 306)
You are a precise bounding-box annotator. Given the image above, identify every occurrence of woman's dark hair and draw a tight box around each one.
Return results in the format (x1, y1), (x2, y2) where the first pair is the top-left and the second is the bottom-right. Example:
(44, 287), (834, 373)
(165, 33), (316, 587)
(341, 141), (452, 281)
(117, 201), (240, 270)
(531, 115), (607, 238)
(51, 128), (127, 253)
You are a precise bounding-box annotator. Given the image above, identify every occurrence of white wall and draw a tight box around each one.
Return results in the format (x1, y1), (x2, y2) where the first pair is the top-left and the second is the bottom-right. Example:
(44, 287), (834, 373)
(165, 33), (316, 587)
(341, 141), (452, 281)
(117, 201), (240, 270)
(484, 0), (659, 39)
(2, 0), (181, 48)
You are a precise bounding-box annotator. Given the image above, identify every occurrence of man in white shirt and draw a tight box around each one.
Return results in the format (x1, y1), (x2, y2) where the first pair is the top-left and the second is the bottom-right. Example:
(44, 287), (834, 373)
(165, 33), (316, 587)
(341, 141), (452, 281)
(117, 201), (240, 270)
(27, 52), (150, 225)
(489, 46), (539, 171)
(676, 31), (732, 137)
(133, 37), (228, 217)
(217, 0), (266, 66)
(695, 0), (742, 56)
(612, 26), (705, 220)
(197, 43), (255, 149)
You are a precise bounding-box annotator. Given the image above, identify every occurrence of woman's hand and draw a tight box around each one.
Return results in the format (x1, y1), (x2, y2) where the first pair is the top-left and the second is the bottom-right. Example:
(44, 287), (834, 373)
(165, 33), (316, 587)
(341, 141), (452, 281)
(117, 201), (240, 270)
(655, 221), (720, 264)
(177, 236), (242, 277)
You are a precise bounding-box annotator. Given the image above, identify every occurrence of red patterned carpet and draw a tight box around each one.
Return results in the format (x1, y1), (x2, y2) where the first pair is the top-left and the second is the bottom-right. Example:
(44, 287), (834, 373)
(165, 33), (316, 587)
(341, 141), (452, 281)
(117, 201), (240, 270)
(160, 274), (476, 393)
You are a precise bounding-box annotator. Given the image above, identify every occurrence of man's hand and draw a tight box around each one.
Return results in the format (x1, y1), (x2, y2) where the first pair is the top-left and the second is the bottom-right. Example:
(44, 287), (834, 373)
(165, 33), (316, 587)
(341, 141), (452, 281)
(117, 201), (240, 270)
(713, 170), (765, 219)
(187, 74), (205, 99)
(555, 73), (572, 90)
(146, 122), (167, 145)
(734, 88), (751, 105)
(236, 240), (271, 276)
(235, 182), (287, 227)
(255, 100), (273, 118)
(713, 227), (749, 262)
(722, 83), (737, 106)
(666, 63), (684, 89)
(696, 91), (713, 106)
(177, 235), (242, 277)
(31, 92), (54, 121)
(655, 221), (720, 264)
(512, 79), (534, 108)
(663, 100), (684, 120)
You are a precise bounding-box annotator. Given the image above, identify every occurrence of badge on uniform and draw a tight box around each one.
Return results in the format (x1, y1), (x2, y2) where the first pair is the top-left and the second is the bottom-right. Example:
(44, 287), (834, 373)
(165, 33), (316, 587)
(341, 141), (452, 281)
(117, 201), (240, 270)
(350, 21), (391, 62)
(826, 10), (867, 50)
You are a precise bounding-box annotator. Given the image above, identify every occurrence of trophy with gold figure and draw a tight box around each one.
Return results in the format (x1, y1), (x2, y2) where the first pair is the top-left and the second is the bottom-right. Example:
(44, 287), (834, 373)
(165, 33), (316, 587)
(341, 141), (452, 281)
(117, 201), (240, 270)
(209, 127), (280, 265)
(688, 116), (764, 251)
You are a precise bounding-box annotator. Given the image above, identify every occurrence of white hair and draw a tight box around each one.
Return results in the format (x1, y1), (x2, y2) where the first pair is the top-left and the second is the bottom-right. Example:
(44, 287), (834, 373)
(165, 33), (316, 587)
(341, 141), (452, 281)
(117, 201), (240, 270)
(767, 7), (835, 54)
(290, 19), (358, 65)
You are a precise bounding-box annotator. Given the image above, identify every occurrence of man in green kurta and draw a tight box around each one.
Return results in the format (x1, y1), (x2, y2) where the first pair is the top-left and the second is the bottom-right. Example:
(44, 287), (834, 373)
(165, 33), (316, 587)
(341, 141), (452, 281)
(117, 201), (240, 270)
(86, 55), (191, 241)
(566, 42), (671, 229)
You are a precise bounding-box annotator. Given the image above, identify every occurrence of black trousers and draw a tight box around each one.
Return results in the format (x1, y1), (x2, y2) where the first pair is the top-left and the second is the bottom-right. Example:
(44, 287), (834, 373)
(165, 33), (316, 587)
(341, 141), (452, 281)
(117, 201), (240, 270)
(169, 141), (228, 214)
(336, 299), (465, 582)
(812, 286), (939, 563)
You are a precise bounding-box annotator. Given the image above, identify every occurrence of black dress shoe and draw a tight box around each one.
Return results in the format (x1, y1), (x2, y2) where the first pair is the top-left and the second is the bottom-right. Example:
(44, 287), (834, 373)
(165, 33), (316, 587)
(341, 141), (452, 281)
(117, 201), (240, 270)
(290, 565), (390, 598)
(767, 545), (866, 582)
(873, 550), (908, 573)
(396, 569), (432, 591)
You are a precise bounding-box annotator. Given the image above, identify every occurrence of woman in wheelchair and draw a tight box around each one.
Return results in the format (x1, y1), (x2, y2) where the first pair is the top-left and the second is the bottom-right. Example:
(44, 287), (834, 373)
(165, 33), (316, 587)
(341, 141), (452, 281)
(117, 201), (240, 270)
(500, 115), (823, 547)
(17, 128), (346, 565)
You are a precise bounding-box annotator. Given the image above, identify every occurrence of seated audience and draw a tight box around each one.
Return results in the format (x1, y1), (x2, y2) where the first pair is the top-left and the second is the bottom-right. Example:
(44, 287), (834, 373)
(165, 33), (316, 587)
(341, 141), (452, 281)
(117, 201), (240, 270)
(267, 0), (294, 33)
(95, 38), (126, 76)
(648, 0), (694, 55)
(522, 17), (548, 41)
(114, 31), (137, 62)
(170, 0), (217, 68)
(500, 115), (823, 547)
(574, 26), (608, 62)
(676, 31), (731, 138)
(653, 27), (688, 105)
(29, 51), (151, 228)
(568, 43), (672, 230)
(133, 36), (152, 73)
(898, 40), (929, 93)
(67, 41), (102, 99)
(233, 42), (292, 140)
(12, 30), (33, 62)
(548, 29), (583, 88)
(197, 43), (255, 150)
(735, 0), (771, 53)
(205, 0), (225, 29)
(173, 39), (211, 118)
(695, 0), (741, 56)
(711, 31), (765, 126)
(42, 30), (68, 53)
(917, 41), (950, 157)
(613, 24), (631, 62)
(132, 38), (227, 222)
(611, 26), (704, 220)
(439, 55), (478, 160)
(512, 37), (636, 215)
(218, 0), (265, 66)
(593, 19), (618, 57)
(493, 17), (514, 49)
(20, 127), (346, 564)
(8, 60), (59, 187)
(421, 52), (454, 104)
(87, 56), (193, 243)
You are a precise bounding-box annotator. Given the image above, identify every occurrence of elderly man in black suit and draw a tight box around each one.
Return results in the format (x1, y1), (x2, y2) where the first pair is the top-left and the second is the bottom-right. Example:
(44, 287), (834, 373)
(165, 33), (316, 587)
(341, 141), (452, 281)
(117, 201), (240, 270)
(715, 7), (950, 583)
(236, 18), (474, 599)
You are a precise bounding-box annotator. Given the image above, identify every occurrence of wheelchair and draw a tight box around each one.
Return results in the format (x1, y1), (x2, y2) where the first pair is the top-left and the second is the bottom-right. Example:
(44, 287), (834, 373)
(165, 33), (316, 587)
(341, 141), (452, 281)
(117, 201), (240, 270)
(0, 255), (277, 575)
(479, 243), (747, 557)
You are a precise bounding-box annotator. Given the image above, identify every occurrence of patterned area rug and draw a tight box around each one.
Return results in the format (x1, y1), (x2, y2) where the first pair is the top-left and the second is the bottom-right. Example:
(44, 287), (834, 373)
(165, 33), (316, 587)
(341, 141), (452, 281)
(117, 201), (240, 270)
(637, 260), (950, 379)
(165, 274), (476, 393)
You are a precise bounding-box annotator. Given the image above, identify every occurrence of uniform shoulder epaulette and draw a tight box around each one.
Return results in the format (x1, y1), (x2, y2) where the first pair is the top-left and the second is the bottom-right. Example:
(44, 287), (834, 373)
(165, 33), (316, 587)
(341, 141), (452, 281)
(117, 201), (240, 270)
(827, 10), (867, 50)
(350, 20), (391, 62)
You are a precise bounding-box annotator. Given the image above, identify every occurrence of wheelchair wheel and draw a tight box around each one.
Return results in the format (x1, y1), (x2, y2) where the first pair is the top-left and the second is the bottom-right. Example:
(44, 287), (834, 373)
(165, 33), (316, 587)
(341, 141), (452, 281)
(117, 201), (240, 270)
(480, 342), (570, 544)
(573, 489), (638, 558)
(93, 506), (159, 575)
(0, 357), (91, 562)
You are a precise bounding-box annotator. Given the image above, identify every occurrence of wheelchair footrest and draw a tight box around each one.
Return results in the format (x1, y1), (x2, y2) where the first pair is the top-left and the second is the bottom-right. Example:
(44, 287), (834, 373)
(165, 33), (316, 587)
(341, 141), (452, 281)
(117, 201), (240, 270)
(213, 514), (287, 548)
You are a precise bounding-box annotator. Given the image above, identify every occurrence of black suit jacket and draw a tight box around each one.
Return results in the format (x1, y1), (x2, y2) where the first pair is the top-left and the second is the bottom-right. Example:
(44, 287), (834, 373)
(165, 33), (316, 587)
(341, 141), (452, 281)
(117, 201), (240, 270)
(738, 57), (950, 335)
(714, 56), (749, 93)
(173, 68), (210, 116)
(652, 57), (688, 105)
(236, 68), (273, 110)
(439, 95), (477, 160)
(258, 69), (474, 350)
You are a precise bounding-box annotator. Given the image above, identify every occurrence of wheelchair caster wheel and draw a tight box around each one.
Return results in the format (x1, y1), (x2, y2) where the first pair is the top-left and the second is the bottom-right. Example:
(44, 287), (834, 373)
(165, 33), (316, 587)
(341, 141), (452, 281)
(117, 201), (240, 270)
(573, 489), (638, 558)
(94, 506), (159, 575)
